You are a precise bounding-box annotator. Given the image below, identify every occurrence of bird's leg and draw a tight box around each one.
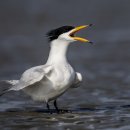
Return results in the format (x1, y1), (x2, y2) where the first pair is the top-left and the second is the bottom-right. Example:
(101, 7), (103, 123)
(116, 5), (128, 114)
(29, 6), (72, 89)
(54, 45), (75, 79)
(54, 100), (59, 113)
(53, 100), (71, 113)
(46, 102), (52, 114)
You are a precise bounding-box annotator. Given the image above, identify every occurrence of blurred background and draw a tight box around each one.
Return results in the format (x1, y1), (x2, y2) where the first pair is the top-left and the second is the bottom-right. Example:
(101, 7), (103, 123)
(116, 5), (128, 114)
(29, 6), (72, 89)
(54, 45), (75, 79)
(0, 0), (130, 129)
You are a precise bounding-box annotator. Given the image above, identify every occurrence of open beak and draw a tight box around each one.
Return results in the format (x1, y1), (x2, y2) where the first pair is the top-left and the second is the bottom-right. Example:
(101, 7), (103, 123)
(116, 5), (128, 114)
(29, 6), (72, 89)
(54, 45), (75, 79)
(69, 24), (92, 42)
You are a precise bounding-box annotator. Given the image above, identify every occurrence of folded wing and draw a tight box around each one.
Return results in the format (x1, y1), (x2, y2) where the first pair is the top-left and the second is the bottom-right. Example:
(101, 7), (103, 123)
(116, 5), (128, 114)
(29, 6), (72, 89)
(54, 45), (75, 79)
(9, 65), (53, 91)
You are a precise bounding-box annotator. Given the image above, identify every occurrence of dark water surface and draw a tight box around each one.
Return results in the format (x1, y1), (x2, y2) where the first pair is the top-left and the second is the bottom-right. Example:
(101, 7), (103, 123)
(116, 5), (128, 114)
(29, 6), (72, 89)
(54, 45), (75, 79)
(0, 0), (130, 130)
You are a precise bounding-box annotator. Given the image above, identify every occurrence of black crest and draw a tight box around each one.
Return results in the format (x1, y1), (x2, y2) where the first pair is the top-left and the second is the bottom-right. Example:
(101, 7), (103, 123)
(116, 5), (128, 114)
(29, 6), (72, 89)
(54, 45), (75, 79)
(46, 26), (74, 42)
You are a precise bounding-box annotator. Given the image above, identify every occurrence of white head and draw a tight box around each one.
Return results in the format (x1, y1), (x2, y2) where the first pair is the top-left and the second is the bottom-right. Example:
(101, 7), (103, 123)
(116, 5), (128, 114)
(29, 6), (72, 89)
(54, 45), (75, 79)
(46, 25), (92, 43)
(46, 25), (92, 64)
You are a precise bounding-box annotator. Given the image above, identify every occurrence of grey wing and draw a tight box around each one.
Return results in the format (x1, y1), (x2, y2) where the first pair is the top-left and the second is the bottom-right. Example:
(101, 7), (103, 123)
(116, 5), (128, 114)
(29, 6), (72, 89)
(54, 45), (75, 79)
(9, 65), (53, 91)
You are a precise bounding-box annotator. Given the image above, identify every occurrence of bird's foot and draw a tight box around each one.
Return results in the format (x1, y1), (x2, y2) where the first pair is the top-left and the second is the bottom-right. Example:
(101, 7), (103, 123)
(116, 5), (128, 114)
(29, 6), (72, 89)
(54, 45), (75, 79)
(55, 109), (72, 114)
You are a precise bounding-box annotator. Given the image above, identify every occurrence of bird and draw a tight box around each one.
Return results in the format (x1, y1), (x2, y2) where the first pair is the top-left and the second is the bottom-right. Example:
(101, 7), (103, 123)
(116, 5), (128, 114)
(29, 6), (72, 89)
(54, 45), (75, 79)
(0, 25), (92, 113)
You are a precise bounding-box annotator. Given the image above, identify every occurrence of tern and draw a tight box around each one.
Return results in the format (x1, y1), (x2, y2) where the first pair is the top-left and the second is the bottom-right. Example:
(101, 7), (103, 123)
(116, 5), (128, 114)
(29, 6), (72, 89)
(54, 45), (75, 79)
(0, 25), (92, 113)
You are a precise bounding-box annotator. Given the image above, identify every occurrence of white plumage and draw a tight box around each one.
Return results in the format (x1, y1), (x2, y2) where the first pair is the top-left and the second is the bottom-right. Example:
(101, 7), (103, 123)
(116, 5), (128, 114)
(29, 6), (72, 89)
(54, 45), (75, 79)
(0, 25), (91, 113)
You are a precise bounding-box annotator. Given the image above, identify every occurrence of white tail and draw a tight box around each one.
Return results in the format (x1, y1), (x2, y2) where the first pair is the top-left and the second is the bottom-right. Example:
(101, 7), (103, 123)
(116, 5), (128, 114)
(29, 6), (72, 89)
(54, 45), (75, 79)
(3, 80), (19, 85)
(0, 80), (19, 97)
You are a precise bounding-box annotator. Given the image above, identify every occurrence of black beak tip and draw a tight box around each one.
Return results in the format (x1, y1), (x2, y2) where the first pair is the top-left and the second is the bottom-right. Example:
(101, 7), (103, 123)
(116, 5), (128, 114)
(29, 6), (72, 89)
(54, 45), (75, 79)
(89, 24), (93, 27)
(89, 41), (93, 44)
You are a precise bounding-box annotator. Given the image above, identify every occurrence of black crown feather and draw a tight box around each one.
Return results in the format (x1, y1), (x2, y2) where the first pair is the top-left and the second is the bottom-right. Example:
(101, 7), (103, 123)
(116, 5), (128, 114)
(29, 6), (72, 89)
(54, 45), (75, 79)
(46, 26), (74, 42)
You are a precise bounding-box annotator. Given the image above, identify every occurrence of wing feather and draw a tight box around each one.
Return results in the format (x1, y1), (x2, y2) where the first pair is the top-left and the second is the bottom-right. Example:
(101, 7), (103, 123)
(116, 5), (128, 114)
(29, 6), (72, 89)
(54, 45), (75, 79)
(10, 65), (53, 91)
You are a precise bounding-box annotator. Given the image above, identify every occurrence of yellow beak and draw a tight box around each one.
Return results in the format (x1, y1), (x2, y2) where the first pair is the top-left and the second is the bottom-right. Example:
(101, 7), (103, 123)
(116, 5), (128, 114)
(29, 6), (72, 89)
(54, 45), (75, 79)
(69, 25), (92, 42)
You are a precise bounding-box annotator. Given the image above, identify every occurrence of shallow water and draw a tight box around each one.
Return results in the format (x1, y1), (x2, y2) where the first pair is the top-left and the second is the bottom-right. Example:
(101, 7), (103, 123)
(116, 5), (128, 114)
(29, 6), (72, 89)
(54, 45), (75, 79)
(0, 0), (130, 130)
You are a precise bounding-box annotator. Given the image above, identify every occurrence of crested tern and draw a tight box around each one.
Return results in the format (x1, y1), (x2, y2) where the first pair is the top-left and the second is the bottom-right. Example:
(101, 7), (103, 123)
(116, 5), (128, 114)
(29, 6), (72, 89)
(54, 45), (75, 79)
(0, 25), (92, 113)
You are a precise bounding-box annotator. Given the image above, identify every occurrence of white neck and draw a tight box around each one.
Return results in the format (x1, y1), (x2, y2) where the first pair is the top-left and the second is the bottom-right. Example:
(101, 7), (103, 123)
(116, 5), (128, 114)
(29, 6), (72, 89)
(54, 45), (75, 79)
(46, 39), (70, 64)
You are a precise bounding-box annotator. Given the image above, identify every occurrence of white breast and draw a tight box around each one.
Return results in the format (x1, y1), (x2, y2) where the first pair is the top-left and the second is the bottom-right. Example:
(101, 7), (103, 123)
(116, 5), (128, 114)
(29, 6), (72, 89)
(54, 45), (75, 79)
(50, 64), (75, 90)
